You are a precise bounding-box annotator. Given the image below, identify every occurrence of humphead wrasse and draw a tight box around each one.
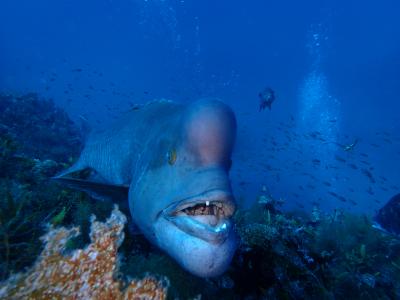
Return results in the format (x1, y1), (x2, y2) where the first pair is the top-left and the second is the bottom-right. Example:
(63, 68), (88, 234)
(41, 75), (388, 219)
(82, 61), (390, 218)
(54, 98), (237, 277)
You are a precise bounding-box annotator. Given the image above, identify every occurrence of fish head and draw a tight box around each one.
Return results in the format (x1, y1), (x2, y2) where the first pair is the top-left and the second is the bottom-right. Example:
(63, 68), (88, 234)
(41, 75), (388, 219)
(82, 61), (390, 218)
(130, 99), (237, 277)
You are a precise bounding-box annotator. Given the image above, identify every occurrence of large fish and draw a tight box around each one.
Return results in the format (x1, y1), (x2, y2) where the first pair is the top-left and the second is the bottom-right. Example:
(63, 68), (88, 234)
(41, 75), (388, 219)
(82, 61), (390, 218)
(54, 98), (237, 277)
(374, 193), (400, 236)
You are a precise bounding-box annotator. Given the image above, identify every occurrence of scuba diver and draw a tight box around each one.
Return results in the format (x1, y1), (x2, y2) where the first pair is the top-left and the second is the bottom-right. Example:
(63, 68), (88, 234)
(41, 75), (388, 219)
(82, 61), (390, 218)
(259, 87), (275, 111)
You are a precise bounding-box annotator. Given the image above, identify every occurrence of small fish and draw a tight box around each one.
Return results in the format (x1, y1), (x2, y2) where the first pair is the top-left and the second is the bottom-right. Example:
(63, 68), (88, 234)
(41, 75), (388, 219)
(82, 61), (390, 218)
(326, 164), (340, 170)
(301, 172), (315, 178)
(347, 163), (358, 170)
(78, 114), (89, 122)
(349, 199), (357, 205)
(306, 184), (316, 190)
(309, 131), (322, 139)
(312, 159), (321, 165)
(361, 168), (376, 183)
(367, 187), (374, 195)
(328, 191), (339, 198)
(335, 155), (346, 163)
(383, 138), (392, 144)
(128, 104), (141, 111)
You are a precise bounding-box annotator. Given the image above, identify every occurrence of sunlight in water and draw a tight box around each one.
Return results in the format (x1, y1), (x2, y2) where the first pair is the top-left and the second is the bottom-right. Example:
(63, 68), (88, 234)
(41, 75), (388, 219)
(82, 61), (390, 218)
(298, 25), (341, 161)
(138, 0), (181, 49)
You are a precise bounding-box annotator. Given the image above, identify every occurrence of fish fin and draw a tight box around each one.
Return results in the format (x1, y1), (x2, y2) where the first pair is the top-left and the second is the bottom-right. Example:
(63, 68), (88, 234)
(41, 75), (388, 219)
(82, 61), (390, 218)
(55, 164), (110, 183)
(52, 177), (129, 202)
(54, 163), (85, 178)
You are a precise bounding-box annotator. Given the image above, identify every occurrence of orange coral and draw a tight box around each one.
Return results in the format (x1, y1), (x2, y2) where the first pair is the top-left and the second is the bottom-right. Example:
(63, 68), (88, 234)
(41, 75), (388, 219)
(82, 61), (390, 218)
(0, 206), (168, 300)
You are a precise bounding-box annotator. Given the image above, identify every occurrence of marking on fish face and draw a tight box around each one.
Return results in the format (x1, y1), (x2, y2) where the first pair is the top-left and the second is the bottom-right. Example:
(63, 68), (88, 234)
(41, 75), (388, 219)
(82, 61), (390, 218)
(167, 148), (177, 165)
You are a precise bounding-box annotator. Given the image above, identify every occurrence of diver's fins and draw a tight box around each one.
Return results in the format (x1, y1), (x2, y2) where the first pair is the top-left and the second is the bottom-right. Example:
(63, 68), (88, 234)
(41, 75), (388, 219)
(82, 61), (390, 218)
(52, 177), (129, 202)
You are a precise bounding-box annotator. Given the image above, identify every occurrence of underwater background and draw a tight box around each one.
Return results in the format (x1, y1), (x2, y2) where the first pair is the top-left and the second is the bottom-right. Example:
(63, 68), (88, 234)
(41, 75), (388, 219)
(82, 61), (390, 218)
(0, 0), (400, 299)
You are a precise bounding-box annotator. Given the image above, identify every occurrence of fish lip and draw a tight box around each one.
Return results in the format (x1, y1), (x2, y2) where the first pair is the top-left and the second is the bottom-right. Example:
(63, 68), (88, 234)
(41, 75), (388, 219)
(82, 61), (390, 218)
(162, 189), (236, 244)
(164, 189), (236, 215)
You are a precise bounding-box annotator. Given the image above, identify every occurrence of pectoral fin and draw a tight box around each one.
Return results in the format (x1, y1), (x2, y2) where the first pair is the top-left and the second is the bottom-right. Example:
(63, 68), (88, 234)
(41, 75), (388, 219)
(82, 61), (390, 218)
(52, 177), (129, 201)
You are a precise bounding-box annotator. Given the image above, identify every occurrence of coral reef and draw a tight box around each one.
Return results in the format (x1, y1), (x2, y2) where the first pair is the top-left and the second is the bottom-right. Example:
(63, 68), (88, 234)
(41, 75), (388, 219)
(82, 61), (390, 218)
(0, 92), (82, 162)
(1, 92), (399, 299)
(119, 190), (399, 299)
(0, 206), (168, 300)
(0, 93), (91, 279)
(118, 197), (399, 299)
(230, 196), (400, 299)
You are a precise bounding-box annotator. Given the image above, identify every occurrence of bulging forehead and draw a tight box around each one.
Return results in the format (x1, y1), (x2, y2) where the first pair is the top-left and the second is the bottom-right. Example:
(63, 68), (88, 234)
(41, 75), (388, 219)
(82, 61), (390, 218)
(181, 99), (236, 165)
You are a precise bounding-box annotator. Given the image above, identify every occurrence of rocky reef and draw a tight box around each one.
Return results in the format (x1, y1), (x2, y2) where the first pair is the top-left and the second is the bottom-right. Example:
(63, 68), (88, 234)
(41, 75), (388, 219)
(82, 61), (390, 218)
(230, 193), (400, 299)
(119, 190), (400, 299)
(0, 92), (81, 162)
(0, 93), (88, 279)
(0, 206), (168, 299)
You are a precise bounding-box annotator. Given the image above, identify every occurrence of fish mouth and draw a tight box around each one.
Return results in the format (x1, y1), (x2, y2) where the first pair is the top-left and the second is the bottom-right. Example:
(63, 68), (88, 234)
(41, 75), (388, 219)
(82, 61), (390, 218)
(163, 189), (236, 244)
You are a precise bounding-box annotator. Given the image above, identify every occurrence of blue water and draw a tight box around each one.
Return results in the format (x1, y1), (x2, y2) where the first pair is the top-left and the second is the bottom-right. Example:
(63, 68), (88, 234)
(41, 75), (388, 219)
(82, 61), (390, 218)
(1, 0), (399, 215)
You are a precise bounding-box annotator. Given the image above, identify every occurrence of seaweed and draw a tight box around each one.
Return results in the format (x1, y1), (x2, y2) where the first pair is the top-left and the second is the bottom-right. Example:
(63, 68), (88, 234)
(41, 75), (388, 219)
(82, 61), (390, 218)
(0, 93), (85, 279)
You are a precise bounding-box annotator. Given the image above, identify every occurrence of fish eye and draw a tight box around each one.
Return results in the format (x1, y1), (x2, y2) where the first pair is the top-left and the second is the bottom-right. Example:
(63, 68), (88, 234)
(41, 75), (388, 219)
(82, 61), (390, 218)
(166, 148), (177, 165)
